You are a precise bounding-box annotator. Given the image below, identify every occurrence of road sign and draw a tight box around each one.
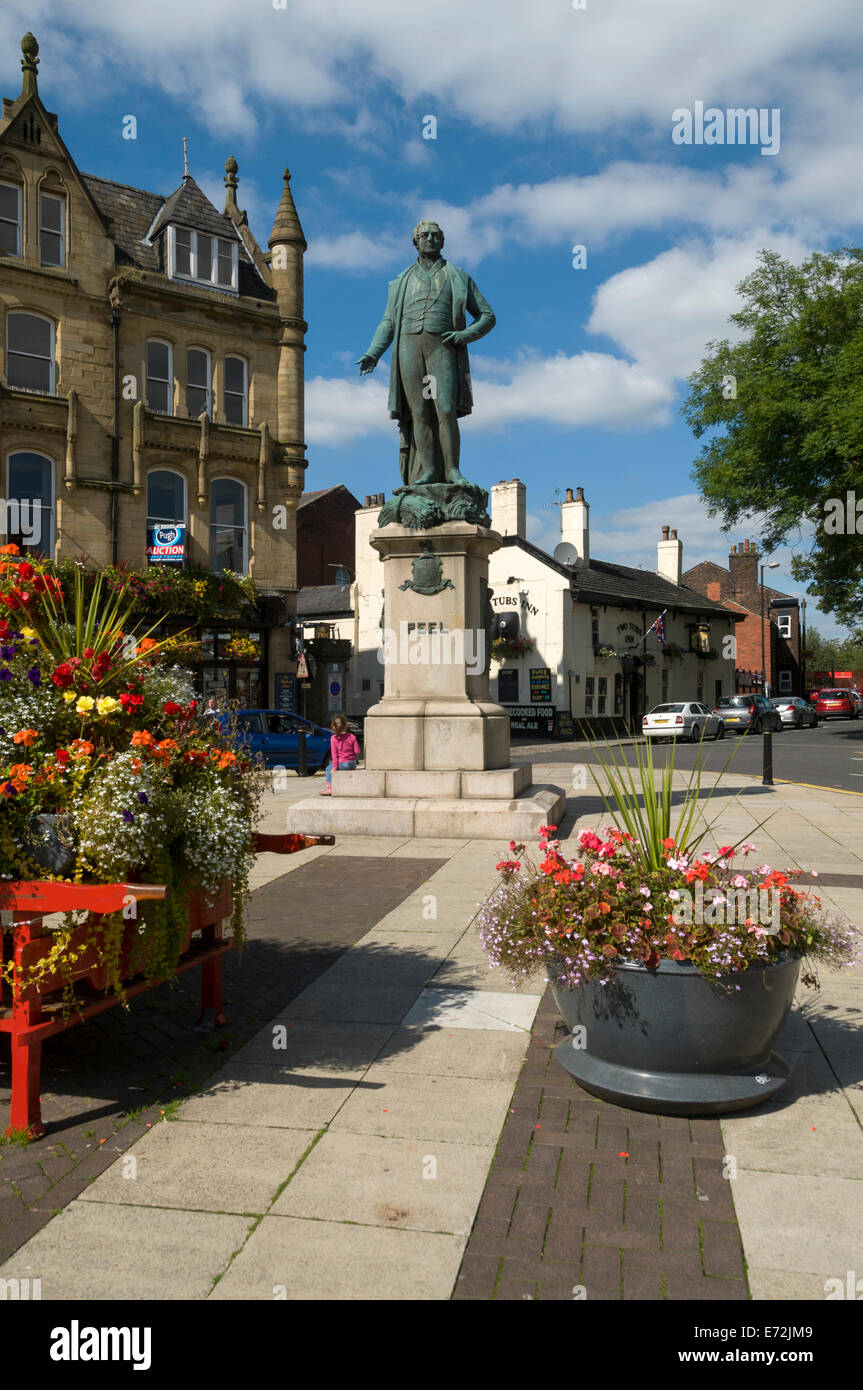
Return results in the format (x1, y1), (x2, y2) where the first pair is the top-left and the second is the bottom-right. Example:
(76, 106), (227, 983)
(296, 653), (309, 679)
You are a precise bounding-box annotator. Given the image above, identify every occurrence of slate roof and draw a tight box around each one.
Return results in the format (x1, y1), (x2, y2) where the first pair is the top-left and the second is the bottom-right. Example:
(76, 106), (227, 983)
(499, 535), (739, 620)
(81, 172), (274, 300)
(297, 584), (353, 617)
(298, 485), (361, 510)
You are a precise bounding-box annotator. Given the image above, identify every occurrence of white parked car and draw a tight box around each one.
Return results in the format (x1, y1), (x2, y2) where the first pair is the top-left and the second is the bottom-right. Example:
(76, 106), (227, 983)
(642, 702), (724, 742)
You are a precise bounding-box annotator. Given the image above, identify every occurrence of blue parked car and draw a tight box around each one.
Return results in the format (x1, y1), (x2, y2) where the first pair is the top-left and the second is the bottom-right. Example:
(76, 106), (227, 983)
(216, 709), (332, 774)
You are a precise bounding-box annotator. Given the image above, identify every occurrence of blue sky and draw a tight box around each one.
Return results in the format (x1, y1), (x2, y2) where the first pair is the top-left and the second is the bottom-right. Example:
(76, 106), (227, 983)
(4, 0), (862, 636)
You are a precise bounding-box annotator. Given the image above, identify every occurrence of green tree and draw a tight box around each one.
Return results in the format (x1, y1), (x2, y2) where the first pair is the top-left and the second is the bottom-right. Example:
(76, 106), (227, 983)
(682, 247), (863, 628)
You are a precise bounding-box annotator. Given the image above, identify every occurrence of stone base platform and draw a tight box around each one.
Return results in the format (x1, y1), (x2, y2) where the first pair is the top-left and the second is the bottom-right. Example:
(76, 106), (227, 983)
(284, 764), (565, 840)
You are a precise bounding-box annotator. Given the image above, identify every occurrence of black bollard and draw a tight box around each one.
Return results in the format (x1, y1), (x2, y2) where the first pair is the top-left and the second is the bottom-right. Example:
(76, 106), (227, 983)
(762, 729), (773, 786)
(297, 729), (307, 778)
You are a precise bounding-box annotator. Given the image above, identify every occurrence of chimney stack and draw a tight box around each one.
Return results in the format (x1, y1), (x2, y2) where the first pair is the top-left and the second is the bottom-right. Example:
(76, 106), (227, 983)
(560, 485), (589, 563)
(657, 524), (683, 586)
(490, 478), (526, 539)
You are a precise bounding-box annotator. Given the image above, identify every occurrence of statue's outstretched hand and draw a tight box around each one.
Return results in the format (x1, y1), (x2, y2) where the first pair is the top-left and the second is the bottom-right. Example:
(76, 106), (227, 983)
(357, 356), (377, 375)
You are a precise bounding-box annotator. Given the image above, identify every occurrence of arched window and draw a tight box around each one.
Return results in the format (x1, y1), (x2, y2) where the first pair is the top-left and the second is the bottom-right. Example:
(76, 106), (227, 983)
(146, 469), (187, 566)
(5, 452), (54, 556)
(146, 340), (173, 414)
(210, 478), (247, 574)
(224, 355), (247, 426)
(39, 189), (66, 267)
(6, 312), (55, 393)
(186, 347), (211, 418)
(147, 469), (186, 525)
(0, 180), (22, 257)
(333, 566), (350, 585)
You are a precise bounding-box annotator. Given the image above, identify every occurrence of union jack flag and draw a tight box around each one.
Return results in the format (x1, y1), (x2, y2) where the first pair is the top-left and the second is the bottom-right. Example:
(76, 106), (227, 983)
(648, 610), (667, 645)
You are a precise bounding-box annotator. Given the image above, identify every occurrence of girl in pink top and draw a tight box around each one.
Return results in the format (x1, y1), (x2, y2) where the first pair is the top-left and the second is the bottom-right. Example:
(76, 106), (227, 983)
(321, 714), (360, 793)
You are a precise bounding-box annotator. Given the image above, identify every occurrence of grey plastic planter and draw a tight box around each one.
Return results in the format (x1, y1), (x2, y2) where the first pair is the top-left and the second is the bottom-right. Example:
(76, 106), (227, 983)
(548, 952), (800, 1115)
(25, 813), (76, 875)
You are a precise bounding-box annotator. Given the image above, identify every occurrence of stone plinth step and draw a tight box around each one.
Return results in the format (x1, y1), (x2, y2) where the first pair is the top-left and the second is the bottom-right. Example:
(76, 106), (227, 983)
(284, 788), (565, 841)
(331, 764), (532, 800)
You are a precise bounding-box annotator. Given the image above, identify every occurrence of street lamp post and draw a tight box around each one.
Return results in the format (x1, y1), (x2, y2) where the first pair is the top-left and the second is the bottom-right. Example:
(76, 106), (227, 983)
(760, 559), (781, 697)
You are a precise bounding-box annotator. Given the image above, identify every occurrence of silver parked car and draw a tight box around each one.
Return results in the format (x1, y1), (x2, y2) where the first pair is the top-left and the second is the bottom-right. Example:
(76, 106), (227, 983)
(770, 696), (819, 728)
(642, 702), (724, 742)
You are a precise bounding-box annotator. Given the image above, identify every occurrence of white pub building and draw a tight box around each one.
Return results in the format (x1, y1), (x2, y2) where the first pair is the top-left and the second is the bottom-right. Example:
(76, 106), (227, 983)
(339, 479), (739, 736)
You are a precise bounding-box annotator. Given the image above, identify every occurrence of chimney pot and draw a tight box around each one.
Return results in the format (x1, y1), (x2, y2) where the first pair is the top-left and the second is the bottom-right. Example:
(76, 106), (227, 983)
(744, 538), (750, 552)
(661, 525), (670, 540)
(671, 529), (678, 540)
(564, 487), (575, 502)
(731, 544), (737, 553)
(575, 486), (584, 501)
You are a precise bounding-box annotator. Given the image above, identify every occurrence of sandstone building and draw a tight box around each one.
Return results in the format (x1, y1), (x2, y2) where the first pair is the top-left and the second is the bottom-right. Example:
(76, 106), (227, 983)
(0, 33), (307, 706)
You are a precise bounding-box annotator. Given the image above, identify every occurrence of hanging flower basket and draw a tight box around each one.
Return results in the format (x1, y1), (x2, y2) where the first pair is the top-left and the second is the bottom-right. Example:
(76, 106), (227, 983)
(492, 635), (534, 661)
(594, 645), (618, 661)
(224, 631), (262, 663)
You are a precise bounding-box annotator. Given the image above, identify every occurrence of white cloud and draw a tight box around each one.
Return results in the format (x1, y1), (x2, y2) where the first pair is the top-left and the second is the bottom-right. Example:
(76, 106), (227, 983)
(586, 231), (813, 381)
(305, 346), (674, 447)
(305, 231), (404, 271)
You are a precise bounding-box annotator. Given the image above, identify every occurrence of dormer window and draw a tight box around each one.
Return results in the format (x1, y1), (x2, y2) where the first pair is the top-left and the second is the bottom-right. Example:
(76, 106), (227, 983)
(40, 192), (65, 267)
(168, 225), (237, 291)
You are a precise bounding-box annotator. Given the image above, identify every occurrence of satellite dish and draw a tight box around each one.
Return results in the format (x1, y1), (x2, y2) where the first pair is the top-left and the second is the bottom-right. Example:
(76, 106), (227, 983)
(554, 542), (579, 566)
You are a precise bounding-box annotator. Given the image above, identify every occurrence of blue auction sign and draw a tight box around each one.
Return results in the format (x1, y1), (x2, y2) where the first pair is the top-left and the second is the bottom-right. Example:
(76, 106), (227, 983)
(146, 523), (186, 564)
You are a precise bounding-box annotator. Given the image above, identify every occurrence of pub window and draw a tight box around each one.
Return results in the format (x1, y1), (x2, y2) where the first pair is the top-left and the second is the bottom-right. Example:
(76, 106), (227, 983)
(597, 675), (607, 715)
(5, 451), (54, 556)
(585, 677), (594, 696)
(0, 181), (22, 257)
(186, 347), (211, 419)
(591, 618), (599, 648)
(584, 697), (593, 715)
(224, 355), (248, 426)
(6, 312), (55, 393)
(210, 477), (247, 574)
(689, 623), (710, 655)
(146, 340), (173, 414)
(614, 673), (623, 715)
(40, 191), (65, 267)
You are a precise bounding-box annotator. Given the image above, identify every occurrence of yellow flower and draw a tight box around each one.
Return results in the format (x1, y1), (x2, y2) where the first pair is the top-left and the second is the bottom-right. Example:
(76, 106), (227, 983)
(75, 696), (95, 714)
(20, 626), (36, 639)
(63, 690), (77, 703)
(96, 696), (120, 715)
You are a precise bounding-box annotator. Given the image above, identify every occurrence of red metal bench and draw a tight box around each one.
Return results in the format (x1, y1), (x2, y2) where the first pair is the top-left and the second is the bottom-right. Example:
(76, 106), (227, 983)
(0, 831), (334, 1137)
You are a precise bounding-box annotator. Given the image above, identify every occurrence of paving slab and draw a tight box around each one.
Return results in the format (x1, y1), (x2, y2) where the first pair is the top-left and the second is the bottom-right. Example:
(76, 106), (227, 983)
(730, 1170), (863, 1277)
(277, 977), (423, 1025)
(271, 1131), (495, 1234)
(330, 1070), (517, 1145)
(747, 1267), (840, 1300)
(77, 1120), (312, 1214)
(400, 986), (542, 1032)
(228, 1019), (395, 1073)
(178, 1065), (359, 1129)
(373, 1024), (531, 1080)
(209, 1215), (465, 1300)
(0, 1201), (250, 1300)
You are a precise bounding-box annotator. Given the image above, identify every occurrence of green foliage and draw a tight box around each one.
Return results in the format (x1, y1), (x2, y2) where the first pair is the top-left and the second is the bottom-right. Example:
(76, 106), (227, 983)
(682, 247), (863, 627)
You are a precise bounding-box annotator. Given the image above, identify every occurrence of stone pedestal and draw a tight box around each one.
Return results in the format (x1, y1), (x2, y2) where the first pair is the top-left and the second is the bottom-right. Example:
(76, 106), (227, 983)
(285, 521), (565, 840)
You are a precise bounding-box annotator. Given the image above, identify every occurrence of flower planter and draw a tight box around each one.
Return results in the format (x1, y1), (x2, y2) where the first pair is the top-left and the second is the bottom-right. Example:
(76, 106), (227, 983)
(548, 952), (801, 1116)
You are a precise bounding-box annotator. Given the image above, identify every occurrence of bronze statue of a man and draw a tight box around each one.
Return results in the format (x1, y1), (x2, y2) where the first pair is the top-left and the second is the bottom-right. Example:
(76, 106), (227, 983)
(357, 221), (496, 486)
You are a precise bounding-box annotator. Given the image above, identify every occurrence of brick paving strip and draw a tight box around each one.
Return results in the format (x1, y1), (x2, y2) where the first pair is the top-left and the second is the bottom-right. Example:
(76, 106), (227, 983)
(0, 855), (441, 1262)
(453, 989), (749, 1301)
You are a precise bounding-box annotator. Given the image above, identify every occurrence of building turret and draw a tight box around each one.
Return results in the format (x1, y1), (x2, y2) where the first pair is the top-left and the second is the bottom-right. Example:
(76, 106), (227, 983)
(268, 167), (307, 468)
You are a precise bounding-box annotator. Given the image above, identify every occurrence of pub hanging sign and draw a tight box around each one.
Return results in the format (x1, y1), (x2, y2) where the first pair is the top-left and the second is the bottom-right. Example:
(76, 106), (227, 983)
(146, 523), (186, 564)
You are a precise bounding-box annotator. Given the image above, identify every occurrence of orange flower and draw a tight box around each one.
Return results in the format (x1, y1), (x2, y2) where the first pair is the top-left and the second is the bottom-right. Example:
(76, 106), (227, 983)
(138, 637), (158, 653)
(8, 762), (34, 782)
(0, 542), (20, 555)
(152, 738), (179, 761)
(12, 729), (39, 747)
(130, 756), (142, 773)
(131, 730), (154, 748)
(217, 750), (237, 769)
(69, 739), (95, 758)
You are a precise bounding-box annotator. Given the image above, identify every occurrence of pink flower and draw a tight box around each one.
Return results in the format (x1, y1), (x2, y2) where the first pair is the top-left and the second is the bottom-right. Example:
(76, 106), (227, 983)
(731, 874), (748, 888)
(740, 841), (756, 855)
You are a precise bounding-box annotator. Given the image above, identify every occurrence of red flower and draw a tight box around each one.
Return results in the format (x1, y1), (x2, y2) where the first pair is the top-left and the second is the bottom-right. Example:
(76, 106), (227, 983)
(162, 701), (183, 717)
(119, 692), (144, 711)
(51, 663), (74, 689)
(83, 647), (95, 659)
(55, 749), (71, 766)
(92, 651), (111, 676)
(17, 562), (34, 580)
